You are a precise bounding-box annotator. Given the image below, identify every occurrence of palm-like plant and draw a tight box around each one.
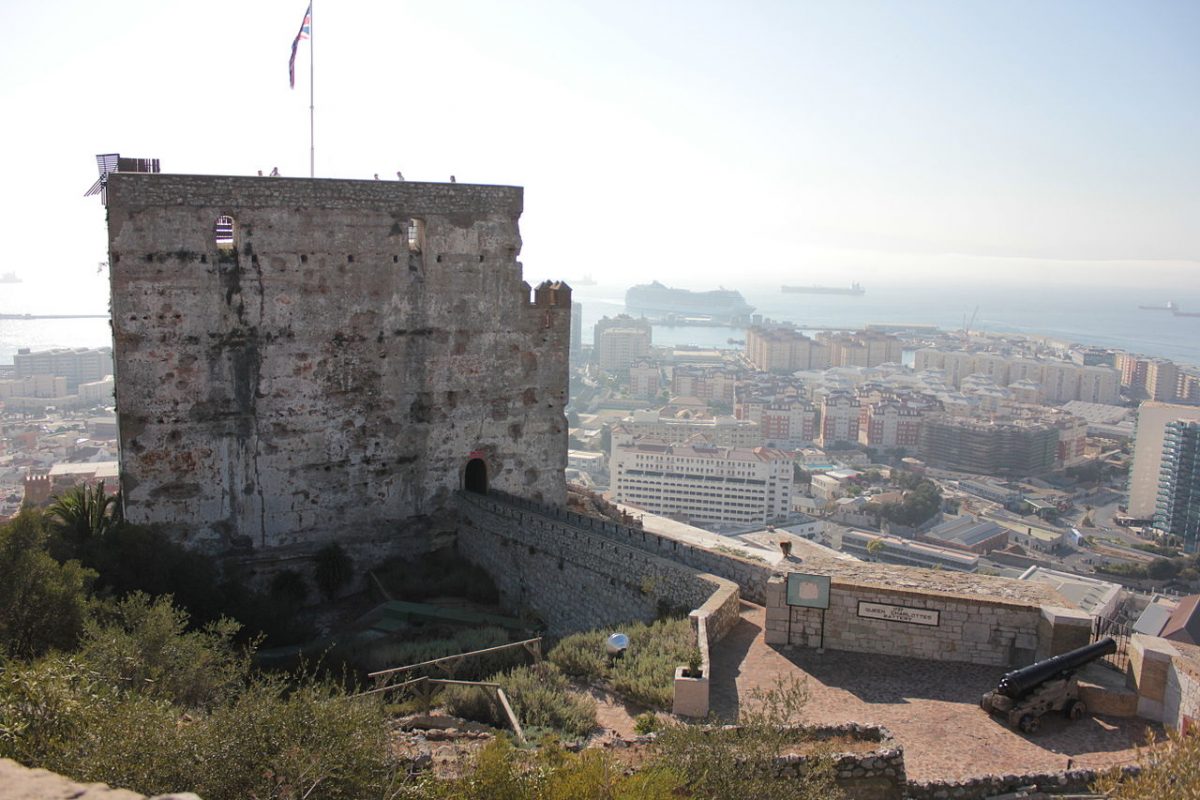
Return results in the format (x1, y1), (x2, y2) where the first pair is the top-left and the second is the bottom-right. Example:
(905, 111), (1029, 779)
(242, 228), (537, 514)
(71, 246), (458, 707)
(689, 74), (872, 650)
(45, 482), (122, 545)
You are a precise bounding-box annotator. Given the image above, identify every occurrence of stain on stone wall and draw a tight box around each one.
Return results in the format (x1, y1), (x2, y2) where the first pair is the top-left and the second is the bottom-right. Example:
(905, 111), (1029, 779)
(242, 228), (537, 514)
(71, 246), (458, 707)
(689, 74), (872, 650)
(107, 174), (569, 554)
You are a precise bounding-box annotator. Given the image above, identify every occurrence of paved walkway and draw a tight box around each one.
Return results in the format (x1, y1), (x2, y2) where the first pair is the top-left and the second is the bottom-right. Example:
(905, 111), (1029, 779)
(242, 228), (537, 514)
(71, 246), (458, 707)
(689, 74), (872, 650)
(709, 603), (1156, 782)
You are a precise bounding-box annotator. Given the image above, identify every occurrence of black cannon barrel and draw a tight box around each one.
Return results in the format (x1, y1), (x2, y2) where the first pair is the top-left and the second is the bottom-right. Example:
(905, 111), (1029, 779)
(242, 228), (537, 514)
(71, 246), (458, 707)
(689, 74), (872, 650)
(996, 638), (1117, 699)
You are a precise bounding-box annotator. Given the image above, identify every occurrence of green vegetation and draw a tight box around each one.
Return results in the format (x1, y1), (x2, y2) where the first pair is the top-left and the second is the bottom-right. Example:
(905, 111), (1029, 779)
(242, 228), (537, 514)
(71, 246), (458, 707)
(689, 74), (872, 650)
(651, 677), (842, 800)
(408, 737), (681, 800)
(374, 548), (500, 605)
(1093, 730), (1200, 799)
(875, 476), (943, 527)
(0, 513), (95, 659)
(549, 617), (694, 709)
(0, 592), (398, 800)
(442, 662), (597, 740)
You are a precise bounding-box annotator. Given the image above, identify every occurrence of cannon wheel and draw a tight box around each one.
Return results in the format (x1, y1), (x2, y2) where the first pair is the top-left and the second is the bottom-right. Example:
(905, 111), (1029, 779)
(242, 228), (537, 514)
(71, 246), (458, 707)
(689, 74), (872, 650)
(1018, 713), (1041, 734)
(1064, 699), (1087, 721)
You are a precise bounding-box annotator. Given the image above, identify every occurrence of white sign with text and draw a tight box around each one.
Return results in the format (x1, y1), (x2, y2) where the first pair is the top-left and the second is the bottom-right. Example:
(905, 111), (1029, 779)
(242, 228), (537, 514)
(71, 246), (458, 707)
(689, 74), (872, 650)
(857, 601), (940, 627)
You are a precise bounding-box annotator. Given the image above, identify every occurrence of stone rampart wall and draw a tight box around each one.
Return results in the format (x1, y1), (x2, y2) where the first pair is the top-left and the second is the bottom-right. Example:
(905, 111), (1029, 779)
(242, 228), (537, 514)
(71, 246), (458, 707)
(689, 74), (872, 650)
(477, 490), (774, 603)
(764, 575), (1043, 667)
(455, 492), (728, 636)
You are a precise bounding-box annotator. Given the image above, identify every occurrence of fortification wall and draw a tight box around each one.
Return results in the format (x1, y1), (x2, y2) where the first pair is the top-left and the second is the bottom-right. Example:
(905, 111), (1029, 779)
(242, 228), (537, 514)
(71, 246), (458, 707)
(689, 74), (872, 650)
(455, 492), (734, 636)
(472, 491), (775, 603)
(764, 575), (1046, 667)
(106, 174), (569, 554)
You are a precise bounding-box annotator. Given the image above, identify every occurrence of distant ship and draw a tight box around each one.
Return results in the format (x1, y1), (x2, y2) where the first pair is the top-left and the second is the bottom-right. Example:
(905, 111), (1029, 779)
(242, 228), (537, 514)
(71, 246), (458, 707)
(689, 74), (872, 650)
(781, 281), (865, 296)
(1139, 301), (1176, 311)
(625, 281), (754, 325)
(0, 272), (20, 284)
(572, 273), (597, 286)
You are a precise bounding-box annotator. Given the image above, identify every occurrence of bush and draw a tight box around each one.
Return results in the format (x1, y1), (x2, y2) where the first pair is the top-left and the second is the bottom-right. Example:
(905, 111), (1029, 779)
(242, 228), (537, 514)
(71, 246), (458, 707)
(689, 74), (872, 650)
(442, 662), (597, 740)
(416, 737), (680, 800)
(0, 606), (400, 800)
(1093, 730), (1200, 799)
(549, 617), (693, 709)
(374, 549), (500, 605)
(350, 625), (519, 679)
(634, 712), (661, 735)
(78, 593), (246, 709)
(650, 677), (842, 800)
(0, 513), (96, 659)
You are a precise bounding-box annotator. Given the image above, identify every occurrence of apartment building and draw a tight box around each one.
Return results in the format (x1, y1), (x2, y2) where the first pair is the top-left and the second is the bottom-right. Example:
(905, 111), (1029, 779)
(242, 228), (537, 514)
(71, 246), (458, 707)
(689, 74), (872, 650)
(1129, 403), (1200, 519)
(817, 390), (860, 449)
(610, 432), (793, 527)
(1155, 421), (1200, 552)
(745, 326), (830, 373)
(671, 365), (737, 405)
(920, 414), (1059, 476)
(616, 408), (763, 448)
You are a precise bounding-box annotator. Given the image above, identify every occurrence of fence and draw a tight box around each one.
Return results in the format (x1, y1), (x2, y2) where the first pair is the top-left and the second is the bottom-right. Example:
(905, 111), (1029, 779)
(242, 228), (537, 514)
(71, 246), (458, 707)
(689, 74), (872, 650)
(1091, 614), (1132, 673)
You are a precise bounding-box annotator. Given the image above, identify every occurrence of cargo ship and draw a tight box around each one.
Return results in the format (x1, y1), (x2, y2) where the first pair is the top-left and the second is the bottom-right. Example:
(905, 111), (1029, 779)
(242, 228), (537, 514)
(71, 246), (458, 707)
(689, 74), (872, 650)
(1138, 301), (1176, 311)
(0, 272), (20, 284)
(781, 281), (865, 296)
(625, 281), (754, 325)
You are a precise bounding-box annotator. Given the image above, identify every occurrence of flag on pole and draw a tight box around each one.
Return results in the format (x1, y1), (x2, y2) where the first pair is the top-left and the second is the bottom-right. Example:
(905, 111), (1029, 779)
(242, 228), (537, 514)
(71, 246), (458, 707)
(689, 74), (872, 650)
(289, 3), (312, 89)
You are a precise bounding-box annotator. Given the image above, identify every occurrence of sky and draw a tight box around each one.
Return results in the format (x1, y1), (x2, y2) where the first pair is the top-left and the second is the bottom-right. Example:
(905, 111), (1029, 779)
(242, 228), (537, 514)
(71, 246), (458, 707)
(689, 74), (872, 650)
(1, 0), (1198, 310)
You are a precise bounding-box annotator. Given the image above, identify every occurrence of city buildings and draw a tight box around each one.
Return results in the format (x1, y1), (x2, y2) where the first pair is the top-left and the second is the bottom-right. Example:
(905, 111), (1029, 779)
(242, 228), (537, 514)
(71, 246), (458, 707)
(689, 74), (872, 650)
(609, 432), (793, 527)
(1155, 420), (1200, 552)
(594, 315), (652, 373)
(919, 414), (1059, 476)
(1128, 403), (1200, 520)
(745, 326), (830, 373)
(614, 407), (763, 448)
(14, 347), (113, 391)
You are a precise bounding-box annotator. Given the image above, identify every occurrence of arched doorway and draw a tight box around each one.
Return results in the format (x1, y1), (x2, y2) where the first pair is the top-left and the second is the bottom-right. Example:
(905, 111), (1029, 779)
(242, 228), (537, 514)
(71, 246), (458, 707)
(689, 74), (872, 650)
(464, 458), (488, 494)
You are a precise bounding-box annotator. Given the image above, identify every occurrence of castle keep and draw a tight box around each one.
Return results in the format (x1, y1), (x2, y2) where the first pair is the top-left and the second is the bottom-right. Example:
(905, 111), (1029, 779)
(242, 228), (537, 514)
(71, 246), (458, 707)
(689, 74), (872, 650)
(106, 173), (570, 554)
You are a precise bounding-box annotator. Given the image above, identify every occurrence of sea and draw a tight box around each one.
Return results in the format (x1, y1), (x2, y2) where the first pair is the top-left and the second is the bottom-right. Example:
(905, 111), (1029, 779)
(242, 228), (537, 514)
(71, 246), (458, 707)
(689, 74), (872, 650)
(2, 274), (1198, 368)
(574, 279), (1200, 368)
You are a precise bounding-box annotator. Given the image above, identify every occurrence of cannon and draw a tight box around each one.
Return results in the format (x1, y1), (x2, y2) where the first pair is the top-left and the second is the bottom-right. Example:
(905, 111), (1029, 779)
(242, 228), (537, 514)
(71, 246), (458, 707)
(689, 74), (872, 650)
(980, 638), (1116, 734)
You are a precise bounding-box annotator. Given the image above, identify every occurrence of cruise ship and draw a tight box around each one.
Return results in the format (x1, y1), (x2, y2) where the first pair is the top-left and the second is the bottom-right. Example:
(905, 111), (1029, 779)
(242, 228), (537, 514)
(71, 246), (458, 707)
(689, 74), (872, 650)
(625, 281), (754, 325)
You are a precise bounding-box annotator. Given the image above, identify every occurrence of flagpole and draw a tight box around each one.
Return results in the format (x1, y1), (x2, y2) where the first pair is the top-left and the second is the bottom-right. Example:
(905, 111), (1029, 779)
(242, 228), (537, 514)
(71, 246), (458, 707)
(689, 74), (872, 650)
(314, 0), (319, 178)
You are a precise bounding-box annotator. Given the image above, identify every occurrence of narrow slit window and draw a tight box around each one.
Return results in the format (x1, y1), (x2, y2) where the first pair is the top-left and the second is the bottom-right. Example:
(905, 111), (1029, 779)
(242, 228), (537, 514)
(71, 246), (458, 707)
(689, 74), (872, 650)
(214, 216), (236, 248)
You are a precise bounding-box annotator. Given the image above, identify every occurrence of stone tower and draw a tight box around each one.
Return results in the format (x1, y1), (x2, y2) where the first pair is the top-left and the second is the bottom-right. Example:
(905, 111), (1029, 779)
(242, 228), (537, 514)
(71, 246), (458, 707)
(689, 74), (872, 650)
(106, 173), (570, 555)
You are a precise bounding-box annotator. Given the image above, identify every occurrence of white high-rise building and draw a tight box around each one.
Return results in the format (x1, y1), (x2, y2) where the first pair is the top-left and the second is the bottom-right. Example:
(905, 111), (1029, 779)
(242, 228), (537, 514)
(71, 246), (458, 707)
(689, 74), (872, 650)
(1128, 402), (1200, 519)
(609, 432), (793, 527)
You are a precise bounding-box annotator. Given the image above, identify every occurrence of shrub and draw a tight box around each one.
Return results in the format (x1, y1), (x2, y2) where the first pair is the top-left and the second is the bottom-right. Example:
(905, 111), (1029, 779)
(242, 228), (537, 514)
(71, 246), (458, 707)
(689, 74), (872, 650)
(78, 593), (246, 709)
(443, 662), (597, 740)
(351, 625), (519, 679)
(549, 617), (693, 709)
(0, 513), (96, 659)
(650, 677), (842, 799)
(374, 549), (500, 604)
(1093, 729), (1200, 799)
(634, 711), (661, 735)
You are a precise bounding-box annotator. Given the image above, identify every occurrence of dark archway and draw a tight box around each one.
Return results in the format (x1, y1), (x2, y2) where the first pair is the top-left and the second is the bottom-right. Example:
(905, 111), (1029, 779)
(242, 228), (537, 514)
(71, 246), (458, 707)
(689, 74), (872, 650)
(464, 458), (488, 494)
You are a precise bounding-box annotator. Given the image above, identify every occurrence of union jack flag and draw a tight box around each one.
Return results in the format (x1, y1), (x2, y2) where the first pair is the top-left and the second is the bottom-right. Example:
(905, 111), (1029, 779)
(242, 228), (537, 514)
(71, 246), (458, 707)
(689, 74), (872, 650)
(289, 3), (312, 88)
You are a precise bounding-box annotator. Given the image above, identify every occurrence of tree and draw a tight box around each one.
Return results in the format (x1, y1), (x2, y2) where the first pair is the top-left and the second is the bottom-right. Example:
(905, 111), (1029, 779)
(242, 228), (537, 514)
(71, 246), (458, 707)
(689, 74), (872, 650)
(313, 543), (353, 602)
(0, 513), (96, 659)
(45, 483), (122, 553)
(865, 538), (885, 561)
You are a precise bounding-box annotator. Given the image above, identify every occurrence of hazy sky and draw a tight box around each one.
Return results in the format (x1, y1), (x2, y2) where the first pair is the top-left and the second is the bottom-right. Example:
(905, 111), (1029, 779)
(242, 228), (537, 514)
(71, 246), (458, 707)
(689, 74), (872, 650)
(1, 0), (1198, 307)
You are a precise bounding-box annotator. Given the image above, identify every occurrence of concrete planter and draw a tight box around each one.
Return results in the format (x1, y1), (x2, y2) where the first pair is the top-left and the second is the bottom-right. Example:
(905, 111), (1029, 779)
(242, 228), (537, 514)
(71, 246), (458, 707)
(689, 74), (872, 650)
(673, 666), (710, 718)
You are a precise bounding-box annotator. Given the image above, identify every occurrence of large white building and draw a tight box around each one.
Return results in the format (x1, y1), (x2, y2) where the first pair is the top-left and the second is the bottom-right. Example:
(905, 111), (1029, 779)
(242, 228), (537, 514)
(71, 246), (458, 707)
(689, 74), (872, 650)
(616, 408), (763, 448)
(609, 432), (793, 527)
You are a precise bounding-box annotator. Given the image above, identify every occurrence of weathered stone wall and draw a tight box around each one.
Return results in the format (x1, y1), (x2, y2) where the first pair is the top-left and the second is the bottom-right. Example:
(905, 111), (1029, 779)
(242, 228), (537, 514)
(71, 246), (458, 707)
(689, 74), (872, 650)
(467, 490), (776, 603)
(764, 575), (1044, 667)
(106, 174), (569, 555)
(0, 758), (198, 799)
(455, 492), (727, 635)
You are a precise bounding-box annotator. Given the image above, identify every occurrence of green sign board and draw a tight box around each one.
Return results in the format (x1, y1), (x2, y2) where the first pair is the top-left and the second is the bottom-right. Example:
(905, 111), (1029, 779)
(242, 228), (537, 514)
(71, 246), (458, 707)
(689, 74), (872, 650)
(785, 573), (831, 609)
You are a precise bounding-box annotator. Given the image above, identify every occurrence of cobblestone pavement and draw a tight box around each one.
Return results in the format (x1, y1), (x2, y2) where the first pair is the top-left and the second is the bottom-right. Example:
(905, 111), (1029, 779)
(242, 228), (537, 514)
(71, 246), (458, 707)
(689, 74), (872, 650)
(709, 603), (1157, 783)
